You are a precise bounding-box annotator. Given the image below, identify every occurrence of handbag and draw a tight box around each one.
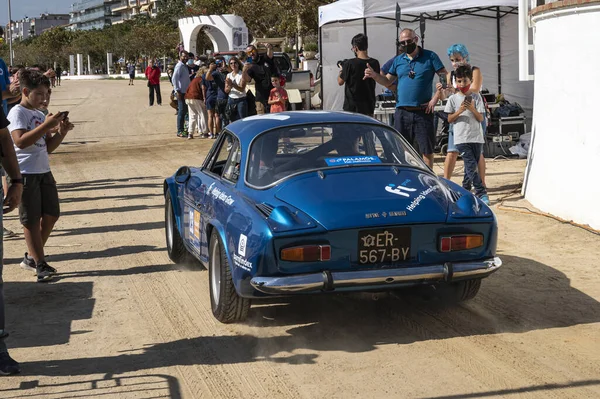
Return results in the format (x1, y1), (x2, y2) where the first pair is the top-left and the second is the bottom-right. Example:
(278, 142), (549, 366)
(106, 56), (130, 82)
(169, 91), (178, 111)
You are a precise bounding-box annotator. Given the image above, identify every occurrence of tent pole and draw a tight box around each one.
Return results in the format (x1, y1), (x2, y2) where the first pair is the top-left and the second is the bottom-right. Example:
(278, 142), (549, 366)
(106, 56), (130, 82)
(319, 26), (323, 109)
(363, 18), (367, 35)
(497, 7), (502, 94)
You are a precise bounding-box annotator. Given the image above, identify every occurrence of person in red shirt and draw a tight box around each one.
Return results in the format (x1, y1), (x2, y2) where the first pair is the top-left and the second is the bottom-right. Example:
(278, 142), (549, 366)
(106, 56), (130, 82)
(145, 59), (162, 106)
(267, 76), (288, 113)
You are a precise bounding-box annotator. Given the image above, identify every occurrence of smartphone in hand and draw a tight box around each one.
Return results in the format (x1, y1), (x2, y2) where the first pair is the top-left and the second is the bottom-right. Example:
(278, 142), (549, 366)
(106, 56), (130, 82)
(464, 94), (472, 104)
(438, 74), (447, 89)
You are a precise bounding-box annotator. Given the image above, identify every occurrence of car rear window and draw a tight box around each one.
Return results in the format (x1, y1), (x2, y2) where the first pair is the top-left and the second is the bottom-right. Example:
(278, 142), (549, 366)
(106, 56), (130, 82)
(246, 123), (426, 188)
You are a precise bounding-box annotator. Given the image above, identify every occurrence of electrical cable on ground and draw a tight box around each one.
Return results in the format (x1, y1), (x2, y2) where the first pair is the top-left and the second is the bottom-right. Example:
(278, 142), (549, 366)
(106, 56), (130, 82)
(495, 184), (600, 236)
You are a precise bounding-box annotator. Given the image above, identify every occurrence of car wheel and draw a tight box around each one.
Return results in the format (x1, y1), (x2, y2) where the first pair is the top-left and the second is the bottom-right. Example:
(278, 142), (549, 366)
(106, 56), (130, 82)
(437, 278), (482, 302)
(209, 230), (251, 323)
(165, 192), (189, 264)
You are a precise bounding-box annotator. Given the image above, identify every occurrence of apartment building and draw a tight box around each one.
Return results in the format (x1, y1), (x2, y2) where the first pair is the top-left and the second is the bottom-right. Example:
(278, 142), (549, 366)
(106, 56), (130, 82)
(111, 0), (163, 24)
(69, 0), (120, 30)
(6, 14), (70, 41)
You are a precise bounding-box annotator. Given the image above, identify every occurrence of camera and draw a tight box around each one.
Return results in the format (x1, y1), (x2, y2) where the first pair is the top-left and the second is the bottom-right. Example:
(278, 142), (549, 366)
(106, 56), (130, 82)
(408, 70), (416, 79)
(337, 59), (348, 69)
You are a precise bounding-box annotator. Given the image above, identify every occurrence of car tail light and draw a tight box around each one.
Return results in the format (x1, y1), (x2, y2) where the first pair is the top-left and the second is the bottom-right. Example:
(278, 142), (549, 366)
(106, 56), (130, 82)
(280, 245), (331, 262)
(439, 235), (483, 252)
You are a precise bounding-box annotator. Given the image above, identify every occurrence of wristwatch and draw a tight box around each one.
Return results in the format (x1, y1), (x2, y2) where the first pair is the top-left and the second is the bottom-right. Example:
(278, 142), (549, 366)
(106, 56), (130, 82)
(11, 178), (23, 184)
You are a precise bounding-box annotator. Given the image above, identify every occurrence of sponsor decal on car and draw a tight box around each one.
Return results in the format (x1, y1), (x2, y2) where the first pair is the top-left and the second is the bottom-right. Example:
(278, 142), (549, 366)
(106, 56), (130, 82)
(207, 183), (235, 205)
(325, 156), (382, 166)
(406, 186), (438, 212)
(233, 254), (252, 271)
(365, 210), (407, 219)
(385, 183), (417, 198)
(238, 234), (247, 256)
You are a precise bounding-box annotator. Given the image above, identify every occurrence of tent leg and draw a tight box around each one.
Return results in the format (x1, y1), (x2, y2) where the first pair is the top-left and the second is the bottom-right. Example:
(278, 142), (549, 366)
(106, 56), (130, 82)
(319, 27), (323, 109)
(497, 7), (502, 94)
(363, 18), (367, 35)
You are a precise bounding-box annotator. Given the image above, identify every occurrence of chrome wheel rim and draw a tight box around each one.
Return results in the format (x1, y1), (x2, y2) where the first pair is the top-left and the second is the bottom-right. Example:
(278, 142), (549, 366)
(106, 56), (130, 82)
(211, 239), (221, 305)
(166, 200), (174, 251)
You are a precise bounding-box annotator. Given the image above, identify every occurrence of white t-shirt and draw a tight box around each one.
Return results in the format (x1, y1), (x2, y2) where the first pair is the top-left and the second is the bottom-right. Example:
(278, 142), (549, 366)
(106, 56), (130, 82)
(444, 92), (485, 145)
(7, 105), (51, 174)
(227, 71), (245, 99)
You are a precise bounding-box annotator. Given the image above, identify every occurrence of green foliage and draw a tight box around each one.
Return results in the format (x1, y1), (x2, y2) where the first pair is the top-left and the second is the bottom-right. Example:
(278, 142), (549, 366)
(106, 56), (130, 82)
(304, 42), (318, 52)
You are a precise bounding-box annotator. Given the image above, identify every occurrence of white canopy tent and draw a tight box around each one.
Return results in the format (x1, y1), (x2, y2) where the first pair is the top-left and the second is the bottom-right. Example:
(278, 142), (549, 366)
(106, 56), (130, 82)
(318, 0), (533, 118)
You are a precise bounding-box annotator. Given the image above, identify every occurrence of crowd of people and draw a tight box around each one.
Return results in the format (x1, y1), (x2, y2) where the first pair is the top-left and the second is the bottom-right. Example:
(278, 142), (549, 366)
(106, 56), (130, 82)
(341, 29), (490, 205)
(162, 43), (287, 139)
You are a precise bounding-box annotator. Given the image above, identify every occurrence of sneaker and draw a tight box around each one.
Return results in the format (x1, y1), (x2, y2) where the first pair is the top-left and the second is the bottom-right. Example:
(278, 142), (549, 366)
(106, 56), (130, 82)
(480, 194), (490, 205)
(208, 133), (214, 139)
(0, 352), (20, 375)
(188, 134), (194, 139)
(20, 252), (36, 273)
(36, 262), (56, 283)
(3, 228), (18, 238)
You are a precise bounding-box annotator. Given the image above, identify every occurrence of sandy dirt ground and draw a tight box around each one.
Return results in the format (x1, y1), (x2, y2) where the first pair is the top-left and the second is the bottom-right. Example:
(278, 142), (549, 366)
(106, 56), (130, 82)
(0, 80), (598, 399)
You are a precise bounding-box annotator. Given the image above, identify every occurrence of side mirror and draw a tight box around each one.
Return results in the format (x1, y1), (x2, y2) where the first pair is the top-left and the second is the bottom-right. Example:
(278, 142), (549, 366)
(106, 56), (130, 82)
(174, 166), (191, 184)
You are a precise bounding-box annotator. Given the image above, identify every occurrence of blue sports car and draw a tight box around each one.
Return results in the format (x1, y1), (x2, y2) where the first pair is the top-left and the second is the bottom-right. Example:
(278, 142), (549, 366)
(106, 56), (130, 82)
(164, 111), (501, 323)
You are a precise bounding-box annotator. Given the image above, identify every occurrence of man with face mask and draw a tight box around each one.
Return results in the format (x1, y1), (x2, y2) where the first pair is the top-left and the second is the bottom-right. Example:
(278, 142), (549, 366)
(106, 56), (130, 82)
(242, 43), (276, 115)
(337, 33), (380, 116)
(365, 28), (447, 168)
(172, 51), (191, 138)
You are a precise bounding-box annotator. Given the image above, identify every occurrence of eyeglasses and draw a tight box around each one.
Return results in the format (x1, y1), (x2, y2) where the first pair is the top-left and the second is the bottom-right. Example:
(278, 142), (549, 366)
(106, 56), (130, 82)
(229, 62), (237, 65)
(398, 39), (414, 46)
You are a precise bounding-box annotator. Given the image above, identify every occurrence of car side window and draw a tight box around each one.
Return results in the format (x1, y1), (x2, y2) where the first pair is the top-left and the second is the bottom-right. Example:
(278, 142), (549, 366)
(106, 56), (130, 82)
(223, 141), (241, 183)
(208, 133), (241, 182)
(209, 134), (234, 177)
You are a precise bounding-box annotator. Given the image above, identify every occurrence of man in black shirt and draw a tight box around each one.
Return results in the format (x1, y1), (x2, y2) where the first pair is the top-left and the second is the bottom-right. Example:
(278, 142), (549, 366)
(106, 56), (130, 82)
(337, 34), (380, 116)
(242, 43), (276, 114)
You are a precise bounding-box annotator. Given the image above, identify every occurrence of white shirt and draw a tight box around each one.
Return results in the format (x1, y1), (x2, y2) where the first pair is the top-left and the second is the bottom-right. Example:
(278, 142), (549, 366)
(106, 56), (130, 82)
(227, 71), (246, 99)
(7, 105), (51, 174)
(444, 92), (485, 145)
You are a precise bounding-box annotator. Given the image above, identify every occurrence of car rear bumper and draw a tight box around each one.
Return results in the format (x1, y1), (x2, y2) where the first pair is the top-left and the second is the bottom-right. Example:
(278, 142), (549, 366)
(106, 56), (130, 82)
(250, 257), (502, 294)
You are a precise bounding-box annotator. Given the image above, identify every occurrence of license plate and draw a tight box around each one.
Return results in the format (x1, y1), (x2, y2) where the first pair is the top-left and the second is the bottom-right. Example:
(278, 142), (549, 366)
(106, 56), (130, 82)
(357, 227), (411, 265)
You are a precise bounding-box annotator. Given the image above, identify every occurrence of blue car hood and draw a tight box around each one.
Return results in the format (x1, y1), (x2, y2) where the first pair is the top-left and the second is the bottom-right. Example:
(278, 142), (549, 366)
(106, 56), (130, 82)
(274, 167), (451, 230)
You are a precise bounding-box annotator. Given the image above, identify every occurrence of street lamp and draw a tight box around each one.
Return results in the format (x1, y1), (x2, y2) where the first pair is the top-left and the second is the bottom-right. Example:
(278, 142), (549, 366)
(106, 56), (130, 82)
(7, 0), (13, 65)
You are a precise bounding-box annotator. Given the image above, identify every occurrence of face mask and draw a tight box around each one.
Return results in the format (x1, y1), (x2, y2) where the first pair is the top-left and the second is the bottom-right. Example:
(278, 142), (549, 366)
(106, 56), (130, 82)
(187, 60), (194, 66)
(459, 85), (471, 94)
(405, 42), (417, 54)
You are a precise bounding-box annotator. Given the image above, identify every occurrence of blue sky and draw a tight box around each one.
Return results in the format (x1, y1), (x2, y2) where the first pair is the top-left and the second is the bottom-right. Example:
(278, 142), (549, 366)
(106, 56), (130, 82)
(2, 0), (74, 25)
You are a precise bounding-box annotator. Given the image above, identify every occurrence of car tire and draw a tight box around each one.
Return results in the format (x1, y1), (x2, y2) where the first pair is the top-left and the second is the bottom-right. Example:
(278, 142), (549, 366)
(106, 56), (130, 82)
(209, 230), (251, 323)
(165, 192), (189, 264)
(438, 278), (482, 302)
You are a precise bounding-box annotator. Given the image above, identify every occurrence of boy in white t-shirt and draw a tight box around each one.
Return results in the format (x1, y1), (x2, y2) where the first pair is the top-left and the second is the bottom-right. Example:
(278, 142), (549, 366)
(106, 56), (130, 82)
(444, 65), (489, 205)
(7, 69), (74, 282)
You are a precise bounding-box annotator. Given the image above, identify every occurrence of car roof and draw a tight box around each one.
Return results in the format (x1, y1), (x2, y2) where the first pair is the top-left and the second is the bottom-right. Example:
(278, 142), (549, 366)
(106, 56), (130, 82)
(226, 111), (386, 147)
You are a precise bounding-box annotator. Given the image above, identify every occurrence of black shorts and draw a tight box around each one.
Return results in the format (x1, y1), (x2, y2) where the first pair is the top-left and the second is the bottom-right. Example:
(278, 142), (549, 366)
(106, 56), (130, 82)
(205, 96), (217, 110)
(18, 172), (60, 226)
(394, 108), (435, 156)
(343, 102), (375, 116)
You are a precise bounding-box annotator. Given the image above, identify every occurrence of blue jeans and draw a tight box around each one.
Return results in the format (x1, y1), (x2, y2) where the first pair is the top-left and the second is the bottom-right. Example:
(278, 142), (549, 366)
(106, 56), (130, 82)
(177, 96), (188, 133)
(456, 143), (487, 197)
(227, 97), (248, 122)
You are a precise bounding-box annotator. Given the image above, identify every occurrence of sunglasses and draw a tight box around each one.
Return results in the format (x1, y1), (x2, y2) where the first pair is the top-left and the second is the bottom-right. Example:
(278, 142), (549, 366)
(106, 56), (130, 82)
(398, 39), (414, 46)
